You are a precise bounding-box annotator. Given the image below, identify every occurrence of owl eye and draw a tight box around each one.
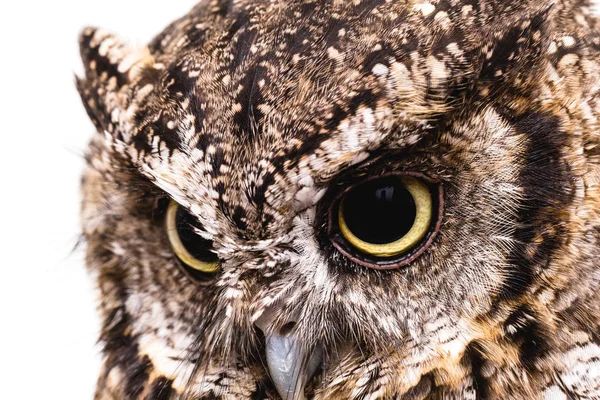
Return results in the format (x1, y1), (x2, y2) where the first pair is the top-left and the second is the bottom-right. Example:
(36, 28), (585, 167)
(165, 200), (220, 274)
(330, 175), (441, 269)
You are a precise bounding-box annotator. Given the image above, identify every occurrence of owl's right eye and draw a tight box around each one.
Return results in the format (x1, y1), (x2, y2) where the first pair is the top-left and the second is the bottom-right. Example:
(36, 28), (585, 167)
(165, 200), (220, 275)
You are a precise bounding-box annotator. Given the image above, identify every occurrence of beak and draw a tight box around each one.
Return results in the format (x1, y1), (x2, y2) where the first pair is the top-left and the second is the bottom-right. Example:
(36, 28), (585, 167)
(255, 312), (322, 400)
(264, 330), (323, 400)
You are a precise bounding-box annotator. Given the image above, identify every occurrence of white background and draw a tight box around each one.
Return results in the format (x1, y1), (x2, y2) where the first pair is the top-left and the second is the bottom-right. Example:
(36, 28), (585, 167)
(0, 1), (599, 399)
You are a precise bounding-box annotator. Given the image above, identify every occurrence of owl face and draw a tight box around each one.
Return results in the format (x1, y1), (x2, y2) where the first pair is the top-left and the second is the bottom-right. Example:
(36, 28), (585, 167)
(79, 1), (600, 399)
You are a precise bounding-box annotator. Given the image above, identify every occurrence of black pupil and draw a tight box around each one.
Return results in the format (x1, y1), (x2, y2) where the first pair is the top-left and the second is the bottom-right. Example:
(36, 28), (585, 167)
(176, 207), (219, 263)
(342, 177), (417, 245)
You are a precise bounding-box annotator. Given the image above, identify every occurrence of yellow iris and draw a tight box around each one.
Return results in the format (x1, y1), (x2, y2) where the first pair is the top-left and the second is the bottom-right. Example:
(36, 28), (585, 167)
(338, 176), (432, 257)
(165, 200), (220, 273)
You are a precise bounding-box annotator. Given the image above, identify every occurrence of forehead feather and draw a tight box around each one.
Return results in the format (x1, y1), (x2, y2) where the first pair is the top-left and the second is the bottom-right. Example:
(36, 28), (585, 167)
(130, 0), (548, 157)
(80, 0), (551, 237)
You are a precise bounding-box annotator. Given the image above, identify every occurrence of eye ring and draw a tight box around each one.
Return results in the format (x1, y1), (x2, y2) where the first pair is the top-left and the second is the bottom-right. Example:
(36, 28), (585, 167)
(165, 200), (220, 274)
(328, 173), (443, 270)
(338, 176), (432, 258)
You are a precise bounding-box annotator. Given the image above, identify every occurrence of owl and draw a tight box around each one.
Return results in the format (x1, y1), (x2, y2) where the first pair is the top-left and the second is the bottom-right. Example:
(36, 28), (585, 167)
(77, 0), (600, 399)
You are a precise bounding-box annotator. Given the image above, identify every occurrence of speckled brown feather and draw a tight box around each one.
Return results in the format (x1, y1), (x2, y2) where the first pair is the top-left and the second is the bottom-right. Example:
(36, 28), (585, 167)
(78, 0), (600, 398)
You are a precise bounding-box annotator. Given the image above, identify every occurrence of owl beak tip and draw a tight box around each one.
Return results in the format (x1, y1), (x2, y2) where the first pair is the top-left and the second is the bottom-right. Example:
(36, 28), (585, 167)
(264, 331), (323, 400)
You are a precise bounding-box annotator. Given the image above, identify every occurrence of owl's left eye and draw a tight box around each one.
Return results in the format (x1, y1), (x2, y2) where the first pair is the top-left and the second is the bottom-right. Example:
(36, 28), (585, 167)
(165, 200), (220, 275)
(329, 174), (442, 270)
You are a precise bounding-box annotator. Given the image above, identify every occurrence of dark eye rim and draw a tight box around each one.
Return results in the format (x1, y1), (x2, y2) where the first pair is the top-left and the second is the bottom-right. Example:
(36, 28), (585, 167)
(327, 172), (444, 270)
(174, 257), (220, 284)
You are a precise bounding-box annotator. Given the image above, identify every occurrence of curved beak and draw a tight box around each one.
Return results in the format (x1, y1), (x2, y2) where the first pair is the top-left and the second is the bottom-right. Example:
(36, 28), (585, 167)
(264, 330), (322, 400)
(255, 311), (322, 400)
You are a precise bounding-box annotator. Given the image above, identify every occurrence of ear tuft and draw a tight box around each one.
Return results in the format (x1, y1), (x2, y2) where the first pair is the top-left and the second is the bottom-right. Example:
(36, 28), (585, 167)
(79, 27), (133, 88)
(77, 27), (135, 133)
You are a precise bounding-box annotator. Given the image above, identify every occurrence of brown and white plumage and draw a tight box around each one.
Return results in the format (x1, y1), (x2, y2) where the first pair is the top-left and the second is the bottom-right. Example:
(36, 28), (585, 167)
(78, 1), (600, 398)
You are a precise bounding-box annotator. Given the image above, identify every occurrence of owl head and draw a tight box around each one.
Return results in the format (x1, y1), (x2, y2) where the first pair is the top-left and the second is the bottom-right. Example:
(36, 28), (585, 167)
(77, 1), (600, 398)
